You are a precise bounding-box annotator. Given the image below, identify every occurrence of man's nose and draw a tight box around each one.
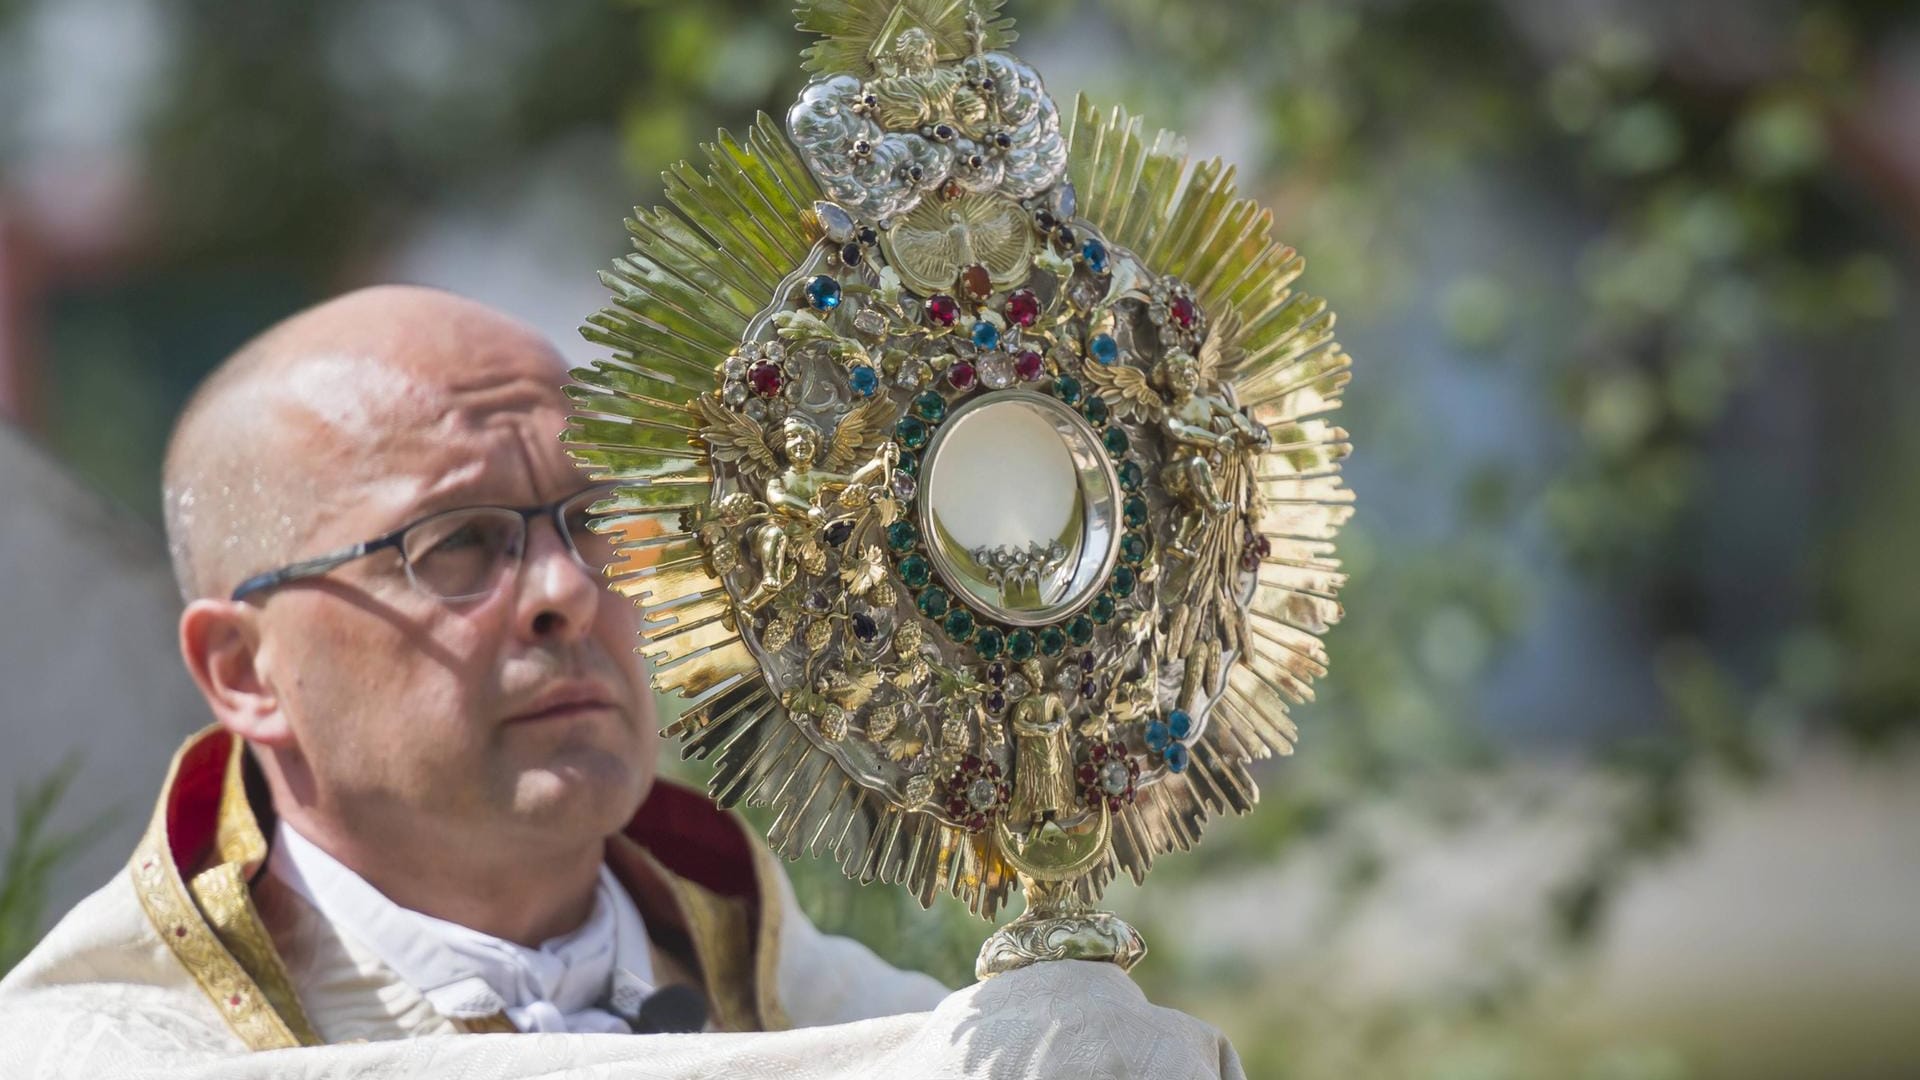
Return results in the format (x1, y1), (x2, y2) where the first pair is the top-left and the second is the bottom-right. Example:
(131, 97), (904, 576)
(515, 518), (601, 642)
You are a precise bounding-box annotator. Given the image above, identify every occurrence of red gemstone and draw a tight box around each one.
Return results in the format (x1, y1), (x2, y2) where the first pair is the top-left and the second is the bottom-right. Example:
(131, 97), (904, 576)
(1079, 764), (1099, 784)
(1089, 743), (1108, 762)
(1254, 535), (1272, 557)
(942, 178), (966, 201)
(1171, 295), (1198, 328)
(960, 264), (993, 301)
(948, 360), (977, 390)
(747, 361), (784, 397)
(927, 294), (960, 326)
(1005, 289), (1040, 327)
(1014, 349), (1044, 381)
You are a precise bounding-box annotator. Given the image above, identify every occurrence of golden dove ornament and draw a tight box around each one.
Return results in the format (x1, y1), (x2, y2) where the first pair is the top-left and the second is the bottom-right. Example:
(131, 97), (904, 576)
(565, 0), (1354, 979)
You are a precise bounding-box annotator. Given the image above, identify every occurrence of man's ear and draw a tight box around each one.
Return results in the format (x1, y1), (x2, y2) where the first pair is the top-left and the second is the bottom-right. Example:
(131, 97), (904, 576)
(180, 599), (294, 748)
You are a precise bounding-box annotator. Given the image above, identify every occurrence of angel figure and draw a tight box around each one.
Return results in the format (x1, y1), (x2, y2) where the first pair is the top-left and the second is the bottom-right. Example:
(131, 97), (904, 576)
(1081, 349), (1270, 559)
(868, 28), (990, 135)
(693, 395), (898, 610)
(1006, 659), (1078, 827)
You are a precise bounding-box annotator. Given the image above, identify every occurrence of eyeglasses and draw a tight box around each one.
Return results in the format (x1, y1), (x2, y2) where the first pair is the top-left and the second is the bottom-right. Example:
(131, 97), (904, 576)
(229, 485), (621, 603)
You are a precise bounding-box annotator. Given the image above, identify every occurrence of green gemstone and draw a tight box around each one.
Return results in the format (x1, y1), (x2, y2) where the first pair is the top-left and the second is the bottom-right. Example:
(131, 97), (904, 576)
(1119, 532), (1148, 565)
(1038, 626), (1066, 656)
(1089, 593), (1116, 624)
(1052, 374), (1082, 405)
(1109, 566), (1136, 598)
(1123, 494), (1149, 528)
(895, 451), (919, 476)
(911, 391), (947, 423)
(917, 587), (950, 620)
(1007, 628), (1036, 661)
(1117, 460), (1144, 492)
(943, 607), (975, 642)
(895, 416), (929, 450)
(975, 627), (1004, 660)
(1081, 396), (1110, 426)
(898, 553), (931, 588)
(887, 520), (919, 552)
(1102, 426), (1130, 455)
(1067, 615), (1094, 645)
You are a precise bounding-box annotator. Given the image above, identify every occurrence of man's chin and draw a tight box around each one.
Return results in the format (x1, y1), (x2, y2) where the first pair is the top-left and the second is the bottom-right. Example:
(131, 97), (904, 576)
(507, 748), (650, 834)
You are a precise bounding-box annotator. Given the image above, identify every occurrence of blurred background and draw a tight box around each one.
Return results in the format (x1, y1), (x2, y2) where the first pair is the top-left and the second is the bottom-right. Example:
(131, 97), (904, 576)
(3, 0), (1917, 1076)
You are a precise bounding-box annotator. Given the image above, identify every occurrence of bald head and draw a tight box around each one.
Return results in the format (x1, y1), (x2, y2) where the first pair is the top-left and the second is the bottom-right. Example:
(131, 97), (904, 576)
(162, 285), (570, 601)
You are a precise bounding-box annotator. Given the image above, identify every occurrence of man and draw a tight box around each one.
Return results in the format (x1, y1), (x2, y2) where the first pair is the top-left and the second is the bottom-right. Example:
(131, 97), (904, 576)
(0, 286), (1242, 1078)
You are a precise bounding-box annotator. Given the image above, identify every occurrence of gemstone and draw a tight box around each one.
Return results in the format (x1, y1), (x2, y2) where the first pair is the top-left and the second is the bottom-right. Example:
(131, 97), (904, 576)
(941, 178), (965, 200)
(1088, 332), (1120, 365)
(926, 294), (960, 326)
(1100, 760), (1131, 795)
(1034, 208), (1057, 232)
(858, 226), (879, 246)
(724, 356), (748, 379)
(852, 613), (879, 642)
(967, 777), (999, 810)
(806, 274), (842, 310)
(1089, 593), (1116, 623)
(895, 416), (929, 449)
(934, 123), (956, 142)
(1038, 626), (1066, 656)
(853, 308), (887, 336)
(1067, 615), (1094, 645)
(1109, 566), (1136, 597)
(849, 363), (879, 396)
(824, 520), (854, 546)
(960, 264), (993, 300)
(1004, 673), (1033, 700)
(895, 452), (919, 476)
(1081, 396), (1109, 425)
(1080, 677), (1099, 698)
(1079, 651), (1096, 672)
(917, 587), (950, 619)
(985, 690), (1007, 713)
(887, 520), (919, 552)
(1118, 460), (1144, 491)
(978, 352), (1016, 389)
(1123, 495), (1149, 528)
(892, 471), (918, 500)
(898, 553), (931, 588)
(1168, 709), (1193, 740)
(947, 359), (977, 390)
(1005, 289), (1040, 327)
(1051, 374), (1082, 405)
(897, 358), (932, 389)
(842, 242), (865, 268)
(1145, 720), (1171, 752)
(971, 321), (1000, 350)
(1119, 533), (1148, 565)
(1240, 548), (1261, 572)
(723, 383), (749, 408)
(1103, 427), (1130, 456)
(748, 361), (784, 397)
(975, 627), (1004, 660)
(911, 391), (947, 423)
(1014, 349), (1045, 381)
(1007, 628), (1036, 662)
(1055, 225), (1077, 250)
(1051, 182), (1078, 220)
(1254, 535), (1272, 557)
(815, 200), (855, 242)
(1171, 295), (1198, 328)
(804, 589), (832, 614)
(944, 607), (975, 641)
(1081, 238), (1109, 274)
(986, 661), (1008, 685)
(1165, 743), (1190, 773)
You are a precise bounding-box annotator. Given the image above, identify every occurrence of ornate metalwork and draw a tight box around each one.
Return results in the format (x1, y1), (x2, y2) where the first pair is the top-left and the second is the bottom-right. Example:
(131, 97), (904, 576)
(565, 0), (1354, 978)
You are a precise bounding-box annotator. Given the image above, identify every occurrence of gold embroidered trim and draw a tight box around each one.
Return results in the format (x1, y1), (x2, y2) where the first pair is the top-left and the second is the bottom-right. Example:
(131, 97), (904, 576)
(661, 869), (760, 1032)
(747, 841), (792, 1032)
(190, 861), (321, 1046)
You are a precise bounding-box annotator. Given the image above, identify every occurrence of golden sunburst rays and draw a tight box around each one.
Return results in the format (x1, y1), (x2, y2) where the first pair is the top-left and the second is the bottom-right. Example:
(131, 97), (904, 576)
(1066, 96), (1354, 887)
(796, 0), (1017, 79)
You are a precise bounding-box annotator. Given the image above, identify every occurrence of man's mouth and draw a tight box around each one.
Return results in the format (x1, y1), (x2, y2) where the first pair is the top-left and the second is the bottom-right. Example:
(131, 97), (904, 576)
(507, 682), (619, 724)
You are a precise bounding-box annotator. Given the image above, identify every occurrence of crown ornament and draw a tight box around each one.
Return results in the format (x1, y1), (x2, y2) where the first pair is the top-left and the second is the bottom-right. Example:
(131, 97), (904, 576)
(566, 0), (1354, 978)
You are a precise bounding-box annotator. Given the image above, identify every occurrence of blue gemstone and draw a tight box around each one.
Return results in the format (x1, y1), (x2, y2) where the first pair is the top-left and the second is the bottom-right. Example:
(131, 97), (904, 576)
(1082, 238), (1108, 273)
(806, 274), (842, 310)
(1089, 333), (1119, 365)
(1165, 743), (1190, 773)
(971, 321), (1000, 350)
(1145, 720), (1171, 752)
(1168, 709), (1192, 740)
(849, 364), (878, 396)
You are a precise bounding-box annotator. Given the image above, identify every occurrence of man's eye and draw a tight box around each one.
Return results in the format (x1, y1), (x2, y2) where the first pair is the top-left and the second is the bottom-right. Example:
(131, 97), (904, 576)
(433, 523), (489, 552)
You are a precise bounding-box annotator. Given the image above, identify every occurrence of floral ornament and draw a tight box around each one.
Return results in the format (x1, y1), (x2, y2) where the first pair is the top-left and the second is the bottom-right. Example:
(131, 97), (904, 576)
(1143, 709), (1193, 773)
(940, 753), (1011, 833)
(1078, 739), (1139, 811)
(1146, 276), (1206, 351)
(841, 544), (889, 596)
(721, 339), (794, 407)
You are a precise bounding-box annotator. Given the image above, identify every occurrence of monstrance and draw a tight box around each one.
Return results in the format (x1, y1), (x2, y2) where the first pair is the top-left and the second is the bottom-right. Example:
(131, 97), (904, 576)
(565, 0), (1353, 978)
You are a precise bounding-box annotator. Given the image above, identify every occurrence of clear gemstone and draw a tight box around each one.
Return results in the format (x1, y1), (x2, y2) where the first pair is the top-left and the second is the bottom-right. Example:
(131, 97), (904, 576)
(723, 356), (747, 379)
(967, 777), (999, 810)
(978, 352), (1015, 389)
(854, 308), (887, 336)
(897, 359), (931, 389)
(722, 383), (749, 407)
(892, 471), (917, 500)
(1100, 760), (1131, 795)
(814, 201), (856, 242)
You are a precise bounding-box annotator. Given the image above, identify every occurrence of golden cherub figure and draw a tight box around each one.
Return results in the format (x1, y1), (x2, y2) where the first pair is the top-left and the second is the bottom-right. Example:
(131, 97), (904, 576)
(693, 396), (898, 610)
(868, 27), (990, 135)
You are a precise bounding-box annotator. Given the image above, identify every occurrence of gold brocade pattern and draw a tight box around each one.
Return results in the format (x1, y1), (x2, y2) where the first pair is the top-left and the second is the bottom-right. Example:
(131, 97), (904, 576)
(189, 861), (320, 1046)
(658, 867), (762, 1033)
(748, 843), (792, 1032)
